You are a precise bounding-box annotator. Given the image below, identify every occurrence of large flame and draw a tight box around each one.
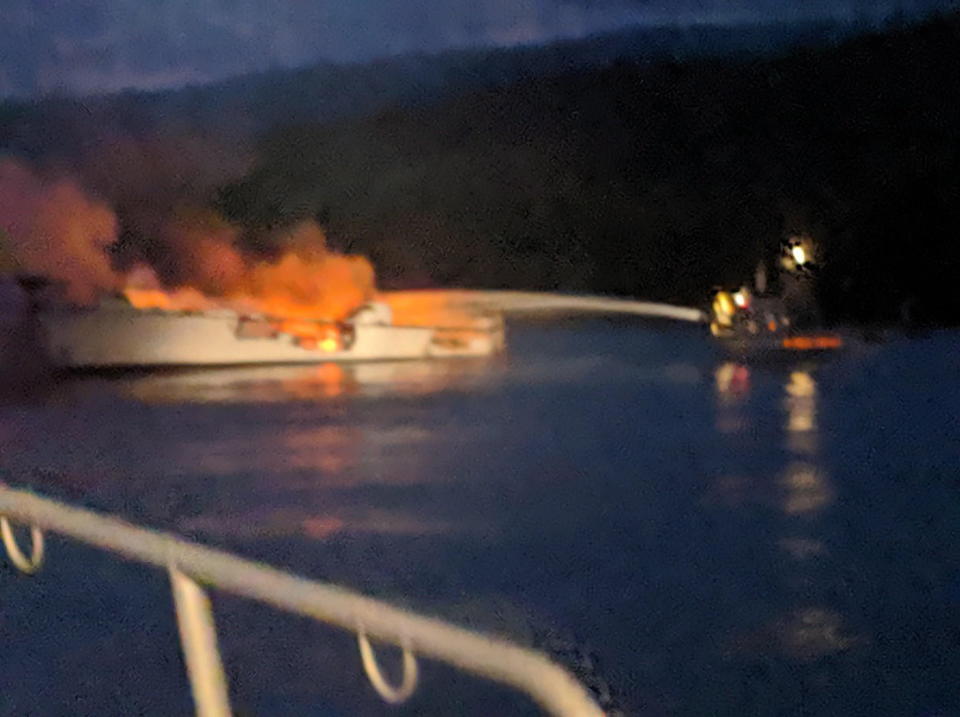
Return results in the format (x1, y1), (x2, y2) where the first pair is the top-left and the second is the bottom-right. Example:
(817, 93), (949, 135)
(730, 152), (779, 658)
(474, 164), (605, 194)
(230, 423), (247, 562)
(380, 289), (491, 328)
(0, 158), (496, 345)
(123, 221), (376, 323)
(0, 159), (377, 324)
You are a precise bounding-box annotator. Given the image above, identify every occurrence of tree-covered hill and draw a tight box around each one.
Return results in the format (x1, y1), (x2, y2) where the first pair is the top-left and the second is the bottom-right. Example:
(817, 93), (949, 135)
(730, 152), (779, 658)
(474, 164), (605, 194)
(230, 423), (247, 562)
(219, 14), (960, 324)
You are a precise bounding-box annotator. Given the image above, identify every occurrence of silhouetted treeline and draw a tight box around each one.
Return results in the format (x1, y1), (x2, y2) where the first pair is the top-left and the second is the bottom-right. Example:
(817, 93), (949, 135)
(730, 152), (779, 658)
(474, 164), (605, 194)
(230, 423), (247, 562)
(219, 13), (960, 325)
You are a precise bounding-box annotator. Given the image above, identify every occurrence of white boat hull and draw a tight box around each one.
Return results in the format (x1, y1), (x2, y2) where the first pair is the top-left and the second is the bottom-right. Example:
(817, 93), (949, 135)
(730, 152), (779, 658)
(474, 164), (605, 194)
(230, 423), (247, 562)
(39, 306), (440, 369)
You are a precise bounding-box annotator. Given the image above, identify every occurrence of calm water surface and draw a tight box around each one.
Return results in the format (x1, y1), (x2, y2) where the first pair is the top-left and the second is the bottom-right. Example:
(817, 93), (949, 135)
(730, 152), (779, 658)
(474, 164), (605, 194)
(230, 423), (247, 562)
(0, 319), (957, 716)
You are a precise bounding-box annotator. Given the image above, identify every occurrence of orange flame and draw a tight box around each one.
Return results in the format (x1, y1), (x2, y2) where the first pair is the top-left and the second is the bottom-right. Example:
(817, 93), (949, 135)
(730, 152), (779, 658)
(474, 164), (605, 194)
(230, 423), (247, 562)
(380, 289), (489, 328)
(0, 160), (474, 341)
(0, 159), (377, 328)
(123, 221), (376, 329)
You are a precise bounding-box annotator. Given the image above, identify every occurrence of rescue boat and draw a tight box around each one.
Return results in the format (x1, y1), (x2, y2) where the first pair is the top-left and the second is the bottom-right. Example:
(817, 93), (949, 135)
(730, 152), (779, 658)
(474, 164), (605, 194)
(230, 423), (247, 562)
(709, 235), (844, 357)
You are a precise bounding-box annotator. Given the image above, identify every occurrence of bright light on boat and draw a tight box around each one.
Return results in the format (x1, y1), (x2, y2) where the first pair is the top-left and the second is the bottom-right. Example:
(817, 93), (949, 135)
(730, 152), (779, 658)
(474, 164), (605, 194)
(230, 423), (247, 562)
(320, 336), (339, 352)
(791, 245), (807, 266)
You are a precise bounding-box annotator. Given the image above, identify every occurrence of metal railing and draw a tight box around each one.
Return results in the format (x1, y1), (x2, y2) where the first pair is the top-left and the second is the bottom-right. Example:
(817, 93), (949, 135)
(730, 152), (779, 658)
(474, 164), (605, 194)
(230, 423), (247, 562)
(0, 485), (604, 716)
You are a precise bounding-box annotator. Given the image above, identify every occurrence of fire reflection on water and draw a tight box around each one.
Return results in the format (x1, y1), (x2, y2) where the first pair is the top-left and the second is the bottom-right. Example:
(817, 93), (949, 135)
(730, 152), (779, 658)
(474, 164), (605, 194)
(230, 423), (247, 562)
(173, 415), (468, 541)
(167, 402), (479, 540)
(52, 358), (499, 543)
(305, 362), (346, 399)
(178, 506), (458, 542)
(109, 357), (499, 404)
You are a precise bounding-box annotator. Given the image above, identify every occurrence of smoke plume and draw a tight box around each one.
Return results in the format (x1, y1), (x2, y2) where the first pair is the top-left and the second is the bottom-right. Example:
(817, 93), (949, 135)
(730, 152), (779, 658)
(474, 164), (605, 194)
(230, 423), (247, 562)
(0, 157), (376, 320)
(0, 159), (120, 303)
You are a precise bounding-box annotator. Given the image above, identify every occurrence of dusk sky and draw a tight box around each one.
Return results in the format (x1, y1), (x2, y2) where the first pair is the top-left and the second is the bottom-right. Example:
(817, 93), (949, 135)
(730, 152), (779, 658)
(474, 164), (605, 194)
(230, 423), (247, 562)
(0, 0), (951, 98)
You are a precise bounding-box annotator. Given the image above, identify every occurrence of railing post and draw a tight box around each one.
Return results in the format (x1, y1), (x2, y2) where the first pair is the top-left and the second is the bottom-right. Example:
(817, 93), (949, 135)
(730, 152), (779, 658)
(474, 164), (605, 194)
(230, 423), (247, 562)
(170, 566), (233, 717)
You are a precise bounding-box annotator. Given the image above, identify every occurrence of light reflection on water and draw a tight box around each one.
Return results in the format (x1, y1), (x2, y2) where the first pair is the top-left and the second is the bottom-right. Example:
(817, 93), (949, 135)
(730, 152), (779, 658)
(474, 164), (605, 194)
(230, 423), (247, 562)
(770, 607), (862, 662)
(125, 361), (506, 541)
(780, 461), (833, 516)
(785, 369), (818, 452)
(178, 506), (460, 541)
(779, 369), (834, 518)
(777, 536), (826, 560)
(108, 358), (502, 404)
(711, 365), (836, 516)
(170, 417), (475, 542)
(174, 423), (442, 480)
(713, 361), (856, 664)
(713, 361), (751, 434)
(0, 358), (503, 549)
(772, 369), (855, 660)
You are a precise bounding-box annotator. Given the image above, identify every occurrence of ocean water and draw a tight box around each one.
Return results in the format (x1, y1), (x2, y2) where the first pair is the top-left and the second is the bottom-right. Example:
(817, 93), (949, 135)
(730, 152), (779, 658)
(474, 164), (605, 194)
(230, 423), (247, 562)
(0, 319), (957, 716)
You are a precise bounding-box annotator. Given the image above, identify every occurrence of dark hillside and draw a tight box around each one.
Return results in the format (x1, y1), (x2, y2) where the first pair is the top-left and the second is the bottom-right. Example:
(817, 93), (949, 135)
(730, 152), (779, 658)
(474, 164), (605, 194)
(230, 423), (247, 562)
(220, 14), (960, 324)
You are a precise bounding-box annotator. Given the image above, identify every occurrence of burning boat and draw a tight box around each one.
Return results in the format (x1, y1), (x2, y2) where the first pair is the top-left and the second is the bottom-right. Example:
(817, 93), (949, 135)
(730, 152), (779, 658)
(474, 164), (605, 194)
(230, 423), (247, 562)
(0, 163), (508, 371)
(36, 295), (504, 370)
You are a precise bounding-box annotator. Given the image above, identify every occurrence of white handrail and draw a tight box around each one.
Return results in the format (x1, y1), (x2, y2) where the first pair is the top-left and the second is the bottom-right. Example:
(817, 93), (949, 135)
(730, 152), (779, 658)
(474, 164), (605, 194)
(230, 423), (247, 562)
(0, 486), (604, 717)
